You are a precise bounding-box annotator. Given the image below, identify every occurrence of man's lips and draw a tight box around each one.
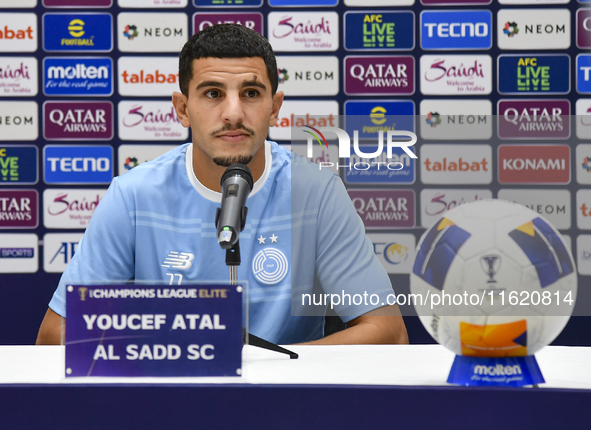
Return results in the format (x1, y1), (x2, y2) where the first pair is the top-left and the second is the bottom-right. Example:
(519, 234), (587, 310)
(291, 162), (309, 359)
(217, 131), (250, 142)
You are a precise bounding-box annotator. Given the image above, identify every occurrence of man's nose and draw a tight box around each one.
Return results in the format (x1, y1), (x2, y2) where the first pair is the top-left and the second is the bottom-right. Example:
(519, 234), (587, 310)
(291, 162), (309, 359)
(222, 93), (245, 124)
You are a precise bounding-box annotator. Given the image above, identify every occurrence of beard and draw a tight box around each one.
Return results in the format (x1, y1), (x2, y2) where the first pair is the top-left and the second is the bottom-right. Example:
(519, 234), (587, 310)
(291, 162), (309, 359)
(212, 153), (253, 167)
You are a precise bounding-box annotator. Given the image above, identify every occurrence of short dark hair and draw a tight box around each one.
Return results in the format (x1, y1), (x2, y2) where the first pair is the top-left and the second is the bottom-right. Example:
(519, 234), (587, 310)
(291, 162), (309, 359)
(179, 24), (278, 97)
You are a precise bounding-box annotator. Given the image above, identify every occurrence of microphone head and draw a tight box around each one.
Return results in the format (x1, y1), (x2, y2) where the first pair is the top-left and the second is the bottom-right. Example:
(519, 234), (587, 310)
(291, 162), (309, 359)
(221, 163), (254, 190)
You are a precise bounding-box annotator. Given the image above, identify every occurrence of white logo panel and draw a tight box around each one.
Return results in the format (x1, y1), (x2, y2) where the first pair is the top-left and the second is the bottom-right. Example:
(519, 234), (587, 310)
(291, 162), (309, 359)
(1, 0), (37, 7)
(0, 233), (38, 273)
(268, 12), (339, 52)
(0, 102), (38, 141)
(276, 56), (339, 96)
(252, 248), (289, 284)
(420, 144), (492, 185)
(118, 56), (179, 96)
(118, 144), (178, 175)
(345, 0), (414, 5)
(420, 55), (492, 95)
(43, 189), (107, 229)
(117, 13), (188, 52)
(497, 9), (570, 50)
(118, 101), (188, 141)
(118, 0), (188, 7)
(498, 188), (571, 230)
(269, 100), (339, 141)
(576, 235), (591, 275)
(0, 13), (37, 52)
(367, 233), (415, 274)
(420, 188), (493, 228)
(290, 143), (338, 174)
(43, 233), (83, 273)
(0, 57), (38, 97)
(419, 99), (492, 140)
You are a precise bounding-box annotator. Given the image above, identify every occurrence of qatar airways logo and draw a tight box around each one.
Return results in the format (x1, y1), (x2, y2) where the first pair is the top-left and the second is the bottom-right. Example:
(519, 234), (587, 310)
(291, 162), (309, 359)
(43, 188), (106, 229)
(44, 101), (113, 141)
(268, 12), (338, 52)
(420, 55), (492, 95)
(345, 56), (414, 95)
(118, 101), (188, 141)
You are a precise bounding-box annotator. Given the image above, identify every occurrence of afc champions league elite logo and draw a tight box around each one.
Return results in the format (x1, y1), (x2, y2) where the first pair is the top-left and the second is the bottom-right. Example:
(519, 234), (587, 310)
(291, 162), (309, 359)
(252, 235), (288, 285)
(480, 254), (501, 284)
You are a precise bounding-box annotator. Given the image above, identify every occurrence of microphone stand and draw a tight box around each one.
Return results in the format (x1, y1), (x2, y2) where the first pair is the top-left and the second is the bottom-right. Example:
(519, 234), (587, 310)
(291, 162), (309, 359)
(222, 217), (298, 360)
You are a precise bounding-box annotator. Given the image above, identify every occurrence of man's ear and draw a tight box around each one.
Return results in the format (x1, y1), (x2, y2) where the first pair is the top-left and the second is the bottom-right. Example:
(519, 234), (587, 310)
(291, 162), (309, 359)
(269, 91), (284, 127)
(172, 92), (191, 128)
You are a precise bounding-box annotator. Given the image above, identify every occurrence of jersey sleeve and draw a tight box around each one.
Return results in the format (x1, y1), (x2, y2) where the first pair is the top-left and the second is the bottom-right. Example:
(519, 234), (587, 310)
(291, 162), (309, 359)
(48, 177), (136, 317)
(314, 176), (395, 323)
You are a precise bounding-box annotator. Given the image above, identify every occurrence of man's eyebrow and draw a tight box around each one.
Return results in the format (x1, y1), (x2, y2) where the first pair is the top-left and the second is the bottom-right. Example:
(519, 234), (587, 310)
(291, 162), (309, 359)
(196, 81), (226, 90)
(241, 80), (267, 90)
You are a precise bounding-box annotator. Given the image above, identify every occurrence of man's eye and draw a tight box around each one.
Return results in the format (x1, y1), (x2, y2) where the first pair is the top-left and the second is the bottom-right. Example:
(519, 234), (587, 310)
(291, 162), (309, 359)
(205, 90), (220, 98)
(244, 90), (259, 98)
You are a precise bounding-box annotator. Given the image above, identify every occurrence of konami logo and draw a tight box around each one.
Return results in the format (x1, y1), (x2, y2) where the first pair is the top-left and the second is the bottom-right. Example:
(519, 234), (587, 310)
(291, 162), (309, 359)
(420, 144), (492, 184)
(0, 13), (37, 52)
(118, 56), (178, 96)
(498, 145), (570, 184)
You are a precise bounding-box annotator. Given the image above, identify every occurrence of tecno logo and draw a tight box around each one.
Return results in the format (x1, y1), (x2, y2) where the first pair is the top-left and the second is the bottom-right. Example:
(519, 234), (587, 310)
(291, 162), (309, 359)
(421, 10), (492, 50)
(0, 13), (37, 52)
(118, 56), (178, 97)
(420, 144), (492, 184)
(44, 145), (113, 184)
(117, 13), (188, 53)
(498, 145), (570, 184)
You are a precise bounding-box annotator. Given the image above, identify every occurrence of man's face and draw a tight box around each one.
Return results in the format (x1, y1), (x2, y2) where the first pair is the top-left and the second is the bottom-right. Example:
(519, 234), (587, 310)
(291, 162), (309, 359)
(173, 57), (283, 167)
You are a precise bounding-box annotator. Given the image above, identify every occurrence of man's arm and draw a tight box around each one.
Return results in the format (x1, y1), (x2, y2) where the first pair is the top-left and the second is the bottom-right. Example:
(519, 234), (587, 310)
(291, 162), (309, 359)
(302, 304), (409, 345)
(36, 308), (64, 345)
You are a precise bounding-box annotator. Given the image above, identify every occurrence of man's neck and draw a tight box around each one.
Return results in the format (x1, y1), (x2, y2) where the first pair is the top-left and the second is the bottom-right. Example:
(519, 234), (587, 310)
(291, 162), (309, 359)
(192, 143), (266, 192)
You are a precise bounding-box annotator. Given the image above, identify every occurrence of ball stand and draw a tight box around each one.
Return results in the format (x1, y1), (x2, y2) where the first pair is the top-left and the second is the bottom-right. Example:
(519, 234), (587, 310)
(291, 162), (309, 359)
(447, 355), (545, 387)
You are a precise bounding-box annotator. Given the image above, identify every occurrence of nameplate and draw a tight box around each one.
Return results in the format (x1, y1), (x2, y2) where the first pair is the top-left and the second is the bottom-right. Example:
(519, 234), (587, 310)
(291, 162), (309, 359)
(65, 284), (243, 377)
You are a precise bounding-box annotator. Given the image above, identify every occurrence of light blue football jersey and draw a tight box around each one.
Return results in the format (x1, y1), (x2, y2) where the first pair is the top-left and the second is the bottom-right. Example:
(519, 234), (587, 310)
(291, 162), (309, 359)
(49, 141), (395, 344)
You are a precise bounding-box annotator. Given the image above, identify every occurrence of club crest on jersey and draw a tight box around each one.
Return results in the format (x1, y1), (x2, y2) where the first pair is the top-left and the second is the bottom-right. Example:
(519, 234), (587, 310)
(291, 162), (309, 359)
(252, 248), (289, 285)
(161, 251), (194, 269)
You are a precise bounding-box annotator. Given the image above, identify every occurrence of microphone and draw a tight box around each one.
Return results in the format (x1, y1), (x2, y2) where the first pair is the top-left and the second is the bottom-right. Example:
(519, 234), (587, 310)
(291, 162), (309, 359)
(215, 164), (254, 250)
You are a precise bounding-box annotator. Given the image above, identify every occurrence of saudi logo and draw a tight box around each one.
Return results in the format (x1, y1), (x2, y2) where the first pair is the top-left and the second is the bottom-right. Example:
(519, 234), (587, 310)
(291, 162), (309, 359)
(426, 112), (441, 128)
(252, 248), (289, 285)
(124, 24), (139, 40)
(503, 22), (519, 38)
(277, 68), (289, 84)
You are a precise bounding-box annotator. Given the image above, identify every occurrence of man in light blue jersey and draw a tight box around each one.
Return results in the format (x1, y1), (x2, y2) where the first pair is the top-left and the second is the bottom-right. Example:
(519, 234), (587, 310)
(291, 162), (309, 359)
(37, 24), (408, 346)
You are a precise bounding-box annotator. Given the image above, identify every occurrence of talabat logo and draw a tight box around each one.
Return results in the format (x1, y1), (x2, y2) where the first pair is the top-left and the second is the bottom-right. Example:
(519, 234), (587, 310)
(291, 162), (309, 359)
(44, 145), (113, 184)
(43, 232), (83, 273)
(577, 55), (591, 94)
(420, 144), (492, 184)
(43, 57), (113, 96)
(344, 100), (415, 139)
(43, 0), (113, 6)
(0, 13), (37, 52)
(42, 13), (113, 52)
(577, 9), (591, 49)
(420, 189), (493, 228)
(344, 11), (414, 51)
(268, 11), (338, 52)
(498, 99), (570, 139)
(498, 145), (570, 184)
(0, 233), (37, 274)
(419, 99), (492, 140)
(348, 189), (415, 229)
(43, 188), (106, 229)
(118, 101), (188, 141)
(421, 10), (492, 50)
(118, 56), (178, 96)
(0, 146), (38, 185)
(269, 100), (338, 141)
(44, 101), (113, 141)
(0, 57), (37, 97)
(118, 144), (176, 175)
(498, 55), (570, 95)
(343, 144), (415, 185)
(345, 55), (414, 95)
(117, 13), (188, 52)
(193, 12), (263, 34)
(499, 189), (570, 229)
(0, 101), (38, 141)
(0, 189), (38, 229)
(275, 56), (338, 96)
(420, 55), (492, 95)
(367, 233), (415, 274)
(193, 0), (262, 6)
(497, 9), (570, 50)
(119, 0), (188, 7)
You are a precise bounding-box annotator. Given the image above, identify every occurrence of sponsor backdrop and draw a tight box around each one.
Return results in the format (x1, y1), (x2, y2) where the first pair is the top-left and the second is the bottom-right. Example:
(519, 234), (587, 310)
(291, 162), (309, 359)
(1, 0), (590, 346)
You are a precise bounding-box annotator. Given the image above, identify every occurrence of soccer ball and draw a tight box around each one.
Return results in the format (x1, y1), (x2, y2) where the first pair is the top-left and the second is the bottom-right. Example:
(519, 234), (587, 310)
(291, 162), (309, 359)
(411, 199), (577, 357)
